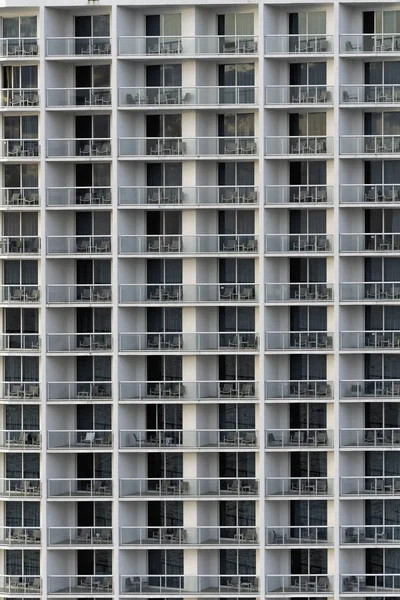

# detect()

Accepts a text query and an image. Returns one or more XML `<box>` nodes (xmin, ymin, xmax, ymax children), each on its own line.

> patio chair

<box><xmin>80</xmin><ymin>431</ymin><xmax>96</xmax><ymax>445</ymax></box>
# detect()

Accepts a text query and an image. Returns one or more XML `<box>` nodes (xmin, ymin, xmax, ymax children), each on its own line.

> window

<box><xmin>5</xmin><ymin>453</ymin><xmax>40</xmax><ymax>479</ymax></box>
<box><xmin>219</xmin><ymin>404</ymin><xmax>255</xmax><ymax>429</ymax></box>
<box><xmin>290</xmin><ymin>404</ymin><xmax>327</xmax><ymax>429</ymax></box>
<box><xmin>290</xmin><ymin>112</ymin><xmax>326</xmax><ymax>137</ymax></box>
<box><xmin>4</xmin><ymin>260</ymin><xmax>38</xmax><ymax>286</ymax></box>
<box><xmin>6</xmin><ymin>501</ymin><xmax>39</xmax><ymax>528</ymax></box>
<box><xmin>366</xmin><ymin>403</ymin><xmax>400</xmax><ymax>428</ymax></box>
<box><xmin>219</xmin><ymin>355</ymin><xmax>254</xmax><ymax>380</ymax></box>
<box><xmin>146</xmin><ymin>14</ymin><xmax>181</xmax><ymax>37</ymax></box>
<box><xmin>219</xmin><ymin>64</ymin><xmax>255</xmax><ymax>103</ymax></box>
<box><xmin>3</xmin><ymin>65</ymin><xmax>37</xmax><ymax>89</ymax></box>
<box><xmin>291</xmin><ymin>549</ymin><xmax>327</xmax><ymax>574</ymax></box>
<box><xmin>289</xmin><ymin>12</ymin><xmax>326</xmax><ymax>35</ymax></box>
<box><xmin>147</xmin><ymin>308</ymin><xmax>182</xmax><ymax>332</ymax></box>
<box><xmin>290</xmin><ymin>258</ymin><xmax>327</xmax><ymax>283</ymax></box>
<box><xmin>291</xmin><ymin>500</ymin><xmax>327</xmax><ymax>526</ymax></box>
<box><xmin>4</xmin><ymin>165</ymin><xmax>38</xmax><ymax>193</ymax></box>
<box><xmin>147</xmin><ymin>211</ymin><xmax>181</xmax><ymax>236</ymax></box>
<box><xmin>219</xmin><ymin>307</ymin><xmax>255</xmax><ymax>332</ymax></box>
<box><xmin>289</xmin><ymin>210</ymin><xmax>326</xmax><ymax>234</ymax></box>
<box><xmin>365</xmin><ymin>112</ymin><xmax>400</xmax><ymax>136</ymax></box>
<box><xmin>219</xmin><ymin>259</ymin><xmax>255</xmax><ymax>284</ymax></box>
<box><xmin>290</xmin><ymin>451</ymin><xmax>327</xmax><ymax>477</ymax></box>
<box><xmin>146</xmin><ymin>356</ymin><xmax>182</xmax><ymax>382</ymax></box>
<box><xmin>5</xmin><ymin>549</ymin><xmax>40</xmax><ymax>575</ymax></box>
<box><xmin>5</xmin><ymin>357</ymin><xmax>38</xmax><ymax>382</ymax></box>
<box><xmin>74</xmin><ymin>14</ymin><xmax>110</xmax><ymax>53</ymax></box>
<box><xmin>219</xmin><ymin>210</ymin><xmax>254</xmax><ymax>234</ymax></box>
<box><xmin>4</xmin><ymin>116</ymin><xmax>38</xmax><ymax>157</ymax></box>
<box><xmin>290</xmin><ymin>63</ymin><xmax>326</xmax><ymax>86</ymax></box>
<box><xmin>290</xmin><ymin>355</ymin><xmax>327</xmax><ymax>380</ymax></box>
<box><xmin>365</xmin><ymin>354</ymin><xmax>400</xmax><ymax>380</ymax></box>
<box><xmin>147</xmin><ymin>259</ymin><xmax>182</xmax><ymax>285</ymax></box>
<box><xmin>148</xmin><ymin>549</ymin><xmax>183</xmax><ymax>588</ymax></box>
<box><xmin>3</xmin><ymin>17</ymin><xmax>37</xmax><ymax>38</ymax></box>
<box><xmin>220</xmin><ymin>549</ymin><xmax>256</xmax><ymax>574</ymax></box>
<box><xmin>4</xmin><ymin>308</ymin><xmax>38</xmax><ymax>350</ymax></box>
<box><xmin>219</xmin><ymin>452</ymin><xmax>255</xmax><ymax>477</ymax></box>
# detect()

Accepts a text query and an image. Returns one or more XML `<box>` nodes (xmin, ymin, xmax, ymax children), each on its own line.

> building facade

<box><xmin>0</xmin><ymin>0</ymin><xmax>395</xmax><ymax>597</ymax></box>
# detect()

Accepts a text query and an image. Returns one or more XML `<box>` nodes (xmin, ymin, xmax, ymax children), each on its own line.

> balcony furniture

<box><xmin>223</xmin><ymin>432</ymin><xmax>238</xmax><ymax>445</ymax></box>
<box><xmin>241</xmin><ymin>432</ymin><xmax>257</xmax><ymax>446</ymax></box>
<box><xmin>26</xmin><ymin>289</ymin><xmax>40</xmax><ymax>302</ymax></box>
<box><xmin>244</xmin><ymin>239</ymin><xmax>257</xmax><ymax>252</ymax></box>
<box><xmin>9</xmin><ymin>384</ymin><xmax>23</xmax><ymax>398</ymax></box>
<box><xmin>79</xmin><ymin>336</ymin><xmax>91</xmax><ymax>350</ymax></box>
<box><xmin>79</xmin><ymin>431</ymin><xmax>96</xmax><ymax>445</ymax></box>
<box><xmin>223</xmin><ymin>239</ymin><xmax>237</xmax><ymax>251</ymax></box>
<box><xmin>225</xmin><ymin>141</ymin><xmax>237</xmax><ymax>154</ymax></box>
<box><xmin>76</xmin><ymin>239</ymin><xmax>90</xmax><ymax>252</ymax></box>
<box><xmin>220</xmin><ymin>286</ymin><xmax>235</xmax><ymax>300</ymax></box>
<box><xmin>240</xmin><ymin>286</ymin><xmax>255</xmax><ymax>300</ymax></box>
<box><xmin>271</xmin><ymin>529</ymin><xmax>286</xmax><ymax>543</ymax></box>
<box><xmin>220</xmin><ymin>383</ymin><xmax>237</xmax><ymax>397</ymax></box>
<box><xmin>267</xmin><ymin>432</ymin><xmax>279</xmax><ymax>446</ymax></box>
<box><xmin>241</xmin><ymin>480</ymin><xmax>258</xmax><ymax>494</ymax></box>
<box><xmin>148</xmin><ymin>239</ymin><xmax>160</xmax><ymax>252</ymax></box>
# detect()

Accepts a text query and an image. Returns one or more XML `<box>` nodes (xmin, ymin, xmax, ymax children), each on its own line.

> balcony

<box><xmin>119</xmin><ymin>332</ymin><xmax>259</xmax><ymax>353</ymax></box>
<box><xmin>120</xmin><ymin>575</ymin><xmax>258</xmax><ymax>595</ymax></box>
<box><xmin>0</xmin><ymin>334</ymin><xmax>40</xmax><ymax>352</ymax></box>
<box><xmin>265</xmin><ymin>331</ymin><xmax>333</xmax><ymax>351</ymax></box>
<box><xmin>265</xmin><ymin>34</ymin><xmax>333</xmax><ymax>54</ymax></box>
<box><xmin>265</xmin><ymin>234</ymin><xmax>333</xmax><ymax>253</ymax></box>
<box><xmin>120</xmin><ymin>477</ymin><xmax>259</xmax><ymax>498</ymax></box>
<box><xmin>265</xmin><ymin>381</ymin><xmax>333</xmax><ymax>402</ymax></box>
<box><xmin>119</xmin><ymin>185</ymin><xmax>258</xmax><ymax>207</ymax></box>
<box><xmin>265</xmin><ymin>283</ymin><xmax>333</xmax><ymax>303</ymax></box>
<box><xmin>119</xmin><ymin>235</ymin><xmax>258</xmax><ymax>255</ymax></box>
<box><xmin>0</xmin><ymin>382</ymin><xmax>40</xmax><ymax>402</ymax></box>
<box><xmin>119</xmin><ymin>429</ymin><xmax>258</xmax><ymax>449</ymax></box>
<box><xmin>47</xmin><ymin>138</ymin><xmax>111</xmax><ymax>159</ymax></box>
<box><xmin>1</xmin><ymin>139</ymin><xmax>39</xmax><ymax>159</ymax></box>
<box><xmin>119</xmin><ymin>380</ymin><xmax>258</xmax><ymax>403</ymax></box>
<box><xmin>48</xmin><ymin>478</ymin><xmax>112</xmax><ymax>498</ymax></box>
<box><xmin>0</xmin><ymin>236</ymin><xmax>40</xmax><ymax>254</ymax></box>
<box><xmin>0</xmin><ymin>526</ymin><xmax>40</xmax><ymax>545</ymax></box>
<box><xmin>48</xmin><ymin>575</ymin><xmax>112</xmax><ymax>595</ymax></box>
<box><xmin>47</xmin><ymin>187</ymin><xmax>111</xmax><ymax>207</ymax></box>
<box><xmin>48</xmin><ymin>430</ymin><xmax>112</xmax><ymax>449</ymax></box>
<box><xmin>266</xmin><ymin>477</ymin><xmax>333</xmax><ymax>497</ymax></box>
<box><xmin>48</xmin><ymin>526</ymin><xmax>112</xmax><ymax>546</ymax></box>
<box><xmin>340</xmin><ymin>33</ymin><xmax>400</xmax><ymax>53</ymax></box>
<box><xmin>48</xmin><ymin>381</ymin><xmax>112</xmax><ymax>402</ymax></box>
<box><xmin>0</xmin><ymin>88</ymin><xmax>39</xmax><ymax>108</ymax></box>
<box><xmin>266</xmin><ymin>429</ymin><xmax>333</xmax><ymax>449</ymax></box>
<box><xmin>340</xmin><ymin>379</ymin><xmax>400</xmax><ymax>400</ymax></box>
<box><xmin>118</xmin><ymin>137</ymin><xmax>257</xmax><ymax>158</ymax></box>
<box><xmin>341</xmin><ymin>282</ymin><xmax>400</xmax><ymax>302</ymax></box>
<box><xmin>120</xmin><ymin>526</ymin><xmax>258</xmax><ymax>546</ymax></box>
<box><xmin>341</xmin><ymin>476</ymin><xmax>400</xmax><ymax>496</ymax></box>
<box><xmin>47</xmin><ymin>235</ymin><xmax>111</xmax><ymax>255</ymax></box>
<box><xmin>119</xmin><ymin>86</ymin><xmax>257</xmax><ymax>107</ymax></box>
<box><xmin>341</xmin><ymin>525</ymin><xmax>400</xmax><ymax>545</ymax></box>
<box><xmin>47</xmin><ymin>285</ymin><xmax>111</xmax><ymax>304</ymax></box>
<box><xmin>0</xmin><ymin>478</ymin><xmax>40</xmax><ymax>497</ymax></box>
<box><xmin>340</xmin><ymin>184</ymin><xmax>400</xmax><ymax>204</ymax></box>
<box><xmin>0</xmin><ymin>285</ymin><xmax>40</xmax><ymax>303</ymax></box>
<box><xmin>340</xmin><ymin>428</ymin><xmax>400</xmax><ymax>448</ymax></box>
<box><xmin>0</xmin><ymin>187</ymin><xmax>39</xmax><ymax>207</ymax></box>
<box><xmin>0</xmin><ymin>576</ymin><xmax>41</xmax><ymax>594</ymax></box>
<box><xmin>340</xmin><ymin>233</ymin><xmax>400</xmax><ymax>253</ymax></box>
<box><xmin>0</xmin><ymin>38</ymin><xmax>38</xmax><ymax>57</ymax></box>
<box><xmin>266</xmin><ymin>526</ymin><xmax>333</xmax><ymax>546</ymax></box>
<box><xmin>266</xmin><ymin>136</ymin><xmax>333</xmax><ymax>157</ymax></box>
<box><xmin>0</xmin><ymin>429</ymin><xmax>41</xmax><ymax>448</ymax></box>
<box><xmin>341</xmin><ymin>330</ymin><xmax>400</xmax><ymax>350</ymax></box>
<box><xmin>265</xmin><ymin>85</ymin><xmax>333</xmax><ymax>105</ymax></box>
<box><xmin>341</xmin><ymin>84</ymin><xmax>400</xmax><ymax>104</ymax></box>
<box><xmin>266</xmin><ymin>575</ymin><xmax>333</xmax><ymax>595</ymax></box>
<box><xmin>46</xmin><ymin>37</ymin><xmax>111</xmax><ymax>56</ymax></box>
<box><xmin>47</xmin><ymin>333</ymin><xmax>112</xmax><ymax>353</ymax></box>
<box><xmin>119</xmin><ymin>284</ymin><xmax>258</xmax><ymax>304</ymax></box>
<box><xmin>341</xmin><ymin>574</ymin><xmax>400</xmax><ymax>594</ymax></box>
<box><xmin>47</xmin><ymin>87</ymin><xmax>111</xmax><ymax>108</ymax></box>
<box><xmin>341</xmin><ymin>135</ymin><xmax>400</xmax><ymax>155</ymax></box>
<box><xmin>265</xmin><ymin>185</ymin><xmax>333</xmax><ymax>205</ymax></box>
<box><xmin>118</xmin><ymin>35</ymin><xmax>258</xmax><ymax>56</ymax></box>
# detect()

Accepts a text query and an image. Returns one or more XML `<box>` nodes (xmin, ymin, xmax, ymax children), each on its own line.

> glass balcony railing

<box><xmin>120</xmin><ymin>429</ymin><xmax>258</xmax><ymax>449</ymax></box>
<box><xmin>0</xmin><ymin>334</ymin><xmax>40</xmax><ymax>351</ymax></box>
<box><xmin>266</xmin><ymin>429</ymin><xmax>333</xmax><ymax>448</ymax></box>
<box><xmin>265</xmin><ymin>35</ymin><xmax>333</xmax><ymax>54</ymax></box>
<box><xmin>341</xmin><ymin>84</ymin><xmax>400</xmax><ymax>103</ymax></box>
<box><xmin>47</xmin><ymin>235</ymin><xmax>111</xmax><ymax>254</ymax></box>
<box><xmin>120</xmin><ymin>525</ymin><xmax>258</xmax><ymax>545</ymax></box>
<box><xmin>119</xmin><ymin>332</ymin><xmax>259</xmax><ymax>352</ymax></box>
<box><xmin>341</xmin><ymin>135</ymin><xmax>400</xmax><ymax>154</ymax></box>
<box><xmin>119</xmin><ymin>284</ymin><xmax>258</xmax><ymax>303</ymax></box>
<box><xmin>265</xmin><ymin>381</ymin><xmax>333</xmax><ymax>401</ymax></box>
<box><xmin>340</xmin><ymin>33</ymin><xmax>400</xmax><ymax>53</ymax></box>
<box><xmin>46</xmin><ymin>37</ymin><xmax>111</xmax><ymax>56</ymax></box>
<box><xmin>0</xmin><ymin>236</ymin><xmax>40</xmax><ymax>254</ymax></box>
<box><xmin>265</xmin><ymin>185</ymin><xmax>333</xmax><ymax>205</ymax></box>
<box><xmin>340</xmin><ymin>428</ymin><xmax>400</xmax><ymax>447</ymax></box>
<box><xmin>0</xmin><ymin>285</ymin><xmax>40</xmax><ymax>303</ymax></box>
<box><xmin>340</xmin><ymin>379</ymin><xmax>400</xmax><ymax>399</ymax></box>
<box><xmin>0</xmin><ymin>430</ymin><xmax>41</xmax><ymax>447</ymax></box>
<box><xmin>48</xmin><ymin>526</ymin><xmax>113</xmax><ymax>545</ymax></box>
<box><xmin>0</xmin><ymin>478</ymin><xmax>41</xmax><ymax>497</ymax></box>
<box><xmin>265</xmin><ymin>85</ymin><xmax>333</xmax><ymax>104</ymax></box>
<box><xmin>341</xmin><ymin>525</ymin><xmax>400</xmax><ymax>544</ymax></box>
<box><xmin>341</xmin><ymin>330</ymin><xmax>400</xmax><ymax>349</ymax></box>
<box><xmin>1</xmin><ymin>139</ymin><xmax>39</xmax><ymax>158</ymax></box>
<box><xmin>265</xmin><ymin>331</ymin><xmax>333</xmax><ymax>351</ymax></box>
<box><xmin>119</xmin><ymin>381</ymin><xmax>258</xmax><ymax>402</ymax></box>
<box><xmin>340</xmin><ymin>281</ymin><xmax>400</xmax><ymax>301</ymax></box>
<box><xmin>119</xmin><ymin>137</ymin><xmax>257</xmax><ymax>157</ymax></box>
<box><xmin>47</xmin><ymin>333</ymin><xmax>112</xmax><ymax>353</ymax></box>
<box><xmin>47</xmin><ymin>87</ymin><xmax>111</xmax><ymax>107</ymax></box>
<box><xmin>265</xmin><ymin>136</ymin><xmax>333</xmax><ymax>155</ymax></box>
<box><xmin>120</xmin><ymin>477</ymin><xmax>259</xmax><ymax>498</ymax></box>
<box><xmin>48</xmin><ymin>381</ymin><xmax>112</xmax><ymax>402</ymax></box>
<box><xmin>0</xmin><ymin>526</ymin><xmax>40</xmax><ymax>544</ymax></box>
<box><xmin>47</xmin><ymin>430</ymin><xmax>112</xmax><ymax>449</ymax></box>
<box><xmin>47</xmin><ymin>186</ymin><xmax>111</xmax><ymax>206</ymax></box>
<box><xmin>0</xmin><ymin>38</ymin><xmax>38</xmax><ymax>57</ymax></box>
<box><xmin>120</xmin><ymin>575</ymin><xmax>258</xmax><ymax>595</ymax></box>
<box><xmin>341</xmin><ymin>476</ymin><xmax>400</xmax><ymax>495</ymax></box>
<box><xmin>0</xmin><ymin>382</ymin><xmax>40</xmax><ymax>402</ymax></box>
<box><xmin>47</xmin><ymin>285</ymin><xmax>111</xmax><ymax>304</ymax></box>
<box><xmin>0</xmin><ymin>576</ymin><xmax>41</xmax><ymax>594</ymax></box>
<box><xmin>341</xmin><ymin>574</ymin><xmax>400</xmax><ymax>593</ymax></box>
<box><xmin>48</xmin><ymin>478</ymin><xmax>113</xmax><ymax>497</ymax></box>
<box><xmin>266</xmin><ymin>526</ymin><xmax>334</xmax><ymax>545</ymax></box>
<box><xmin>340</xmin><ymin>233</ymin><xmax>400</xmax><ymax>252</ymax></box>
<box><xmin>265</xmin><ymin>283</ymin><xmax>333</xmax><ymax>302</ymax></box>
<box><xmin>48</xmin><ymin>575</ymin><xmax>112</xmax><ymax>595</ymax></box>
<box><xmin>265</xmin><ymin>234</ymin><xmax>333</xmax><ymax>253</ymax></box>
<box><xmin>47</xmin><ymin>138</ymin><xmax>111</xmax><ymax>158</ymax></box>
<box><xmin>119</xmin><ymin>185</ymin><xmax>258</xmax><ymax>206</ymax></box>
<box><xmin>119</xmin><ymin>235</ymin><xmax>258</xmax><ymax>254</ymax></box>
<box><xmin>266</xmin><ymin>574</ymin><xmax>333</xmax><ymax>594</ymax></box>
<box><xmin>119</xmin><ymin>86</ymin><xmax>257</xmax><ymax>106</ymax></box>
<box><xmin>266</xmin><ymin>477</ymin><xmax>334</xmax><ymax>497</ymax></box>
<box><xmin>0</xmin><ymin>88</ymin><xmax>39</xmax><ymax>107</ymax></box>
<box><xmin>0</xmin><ymin>187</ymin><xmax>39</xmax><ymax>206</ymax></box>
<box><xmin>340</xmin><ymin>184</ymin><xmax>400</xmax><ymax>204</ymax></box>
<box><xmin>118</xmin><ymin>35</ymin><xmax>258</xmax><ymax>56</ymax></box>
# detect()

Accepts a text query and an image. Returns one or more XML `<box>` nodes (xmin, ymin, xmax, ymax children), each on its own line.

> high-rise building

<box><xmin>0</xmin><ymin>0</ymin><xmax>398</xmax><ymax>597</ymax></box>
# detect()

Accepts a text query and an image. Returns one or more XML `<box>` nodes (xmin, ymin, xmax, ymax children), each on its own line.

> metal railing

<box><xmin>119</xmin><ymin>136</ymin><xmax>257</xmax><ymax>157</ymax></box>
<box><xmin>340</xmin><ymin>428</ymin><xmax>400</xmax><ymax>447</ymax></box>
<box><xmin>266</xmin><ymin>429</ymin><xmax>333</xmax><ymax>448</ymax></box>
<box><xmin>265</xmin><ymin>185</ymin><xmax>333</xmax><ymax>205</ymax></box>
<box><xmin>120</xmin><ymin>574</ymin><xmax>258</xmax><ymax>594</ymax></box>
<box><xmin>118</xmin><ymin>35</ymin><xmax>258</xmax><ymax>55</ymax></box>
<box><xmin>341</xmin><ymin>281</ymin><xmax>400</xmax><ymax>301</ymax></box>
<box><xmin>266</xmin><ymin>526</ymin><xmax>334</xmax><ymax>545</ymax></box>
<box><xmin>46</xmin><ymin>37</ymin><xmax>111</xmax><ymax>56</ymax></box>
<box><xmin>118</xmin><ymin>185</ymin><xmax>258</xmax><ymax>206</ymax></box>
<box><xmin>120</xmin><ymin>477</ymin><xmax>259</xmax><ymax>497</ymax></box>
<box><xmin>0</xmin><ymin>187</ymin><xmax>39</xmax><ymax>206</ymax></box>
<box><xmin>0</xmin><ymin>285</ymin><xmax>40</xmax><ymax>303</ymax></box>
<box><xmin>119</xmin><ymin>284</ymin><xmax>258</xmax><ymax>303</ymax></box>
<box><xmin>48</xmin><ymin>381</ymin><xmax>112</xmax><ymax>402</ymax></box>
<box><xmin>47</xmin><ymin>138</ymin><xmax>111</xmax><ymax>158</ymax></box>
<box><xmin>0</xmin><ymin>526</ymin><xmax>40</xmax><ymax>544</ymax></box>
<box><xmin>340</xmin><ymin>184</ymin><xmax>400</xmax><ymax>204</ymax></box>
<box><xmin>119</xmin><ymin>380</ymin><xmax>258</xmax><ymax>402</ymax></box>
<box><xmin>0</xmin><ymin>430</ymin><xmax>40</xmax><ymax>448</ymax></box>
<box><xmin>0</xmin><ymin>382</ymin><xmax>40</xmax><ymax>402</ymax></box>
<box><xmin>120</xmin><ymin>525</ymin><xmax>258</xmax><ymax>545</ymax></box>
<box><xmin>340</xmin><ymin>33</ymin><xmax>400</xmax><ymax>53</ymax></box>
<box><xmin>47</xmin><ymin>333</ymin><xmax>112</xmax><ymax>353</ymax></box>
<box><xmin>265</xmin><ymin>331</ymin><xmax>333</xmax><ymax>350</ymax></box>
<box><xmin>48</xmin><ymin>430</ymin><xmax>112</xmax><ymax>449</ymax></box>
<box><xmin>119</xmin><ymin>234</ymin><xmax>258</xmax><ymax>254</ymax></box>
<box><xmin>47</xmin><ymin>285</ymin><xmax>111</xmax><ymax>304</ymax></box>
<box><xmin>341</xmin><ymin>135</ymin><xmax>400</xmax><ymax>154</ymax></box>
<box><xmin>0</xmin><ymin>38</ymin><xmax>38</xmax><ymax>56</ymax></box>
<box><xmin>340</xmin><ymin>232</ymin><xmax>400</xmax><ymax>252</ymax></box>
<box><xmin>265</xmin><ymin>35</ymin><xmax>333</xmax><ymax>53</ymax></box>
<box><xmin>341</xmin><ymin>330</ymin><xmax>400</xmax><ymax>349</ymax></box>
<box><xmin>265</xmin><ymin>234</ymin><xmax>333</xmax><ymax>253</ymax></box>
<box><xmin>265</xmin><ymin>380</ymin><xmax>333</xmax><ymax>401</ymax></box>
<box><xmin>265</xmin><ymin>85</ymin><xmax>333</xmax><ymax>104</ymax></box>
<box><xmin>340</xmin><ymin>379</ymin><xmax>400</xmax><ymax>399</ymax></box>
<box><xmin>0</xmin><ymin>89</ymin><xmax>39</xmax><ymax>107</ymax></box>
<box><xmin>47</xmin><ymin>87</ymin><xmax>111</xmax><ymax>107</ymax></box>
<box><xmin>48</xmin><ymin>526</ymin><xmax>112</xmax><ymax>545</ymax></box>
<box><xmin>341</xmin><ymin>574</ymin><xmax>400</xmax><ymax>593</ymax></box>
<box><xmin>48</xmin><ymin>575</ymin><xmax>112</xmax><ymax>594</ymax></box>
<box><xmin>47</xmin><ymin>235</ymin><xmax>111</xmax><ymax>254</ymax></box>
<box><xmin>266</xmin><ymin>477</ymin><xmax>334</xmax><ymax>496</ymax></box>
<box><xmin>48</xmin><ymin>478</ymin><xmax>113</xmax><ymax>497</ymax></box>
<box><xmin>266</xmin><ymin>574</ymin><xmax>333</xmax><ymax>594</ymax></box>
<box><xmin>0</xmin><ymin>236</ymin><xmax>40</xmax><ymax>254</ymax></box>
<box><xmin>341</xmin><ymin>476</ymin><xmax>400</xmax><ymax>495</ymax></box>
<box><xmin>265</xmin><ymin>283</ymin><xmax>333</xmax><ymax>302</ymax></box>
<box><xmin>341</xmin><ymin>525</ymin><xmax>400</xmax><ymax>544</ymax></box>
<box><xmin>0</xmin><ymin>478</ymin><xmax>41</xmax><ymax>496</ymax></box>
<box><xmin>0</xmin><ymin>576</ymin><xmax>41</xmax><ymax>593</ymax></box>
<box><xmin>47</xmin><ymin>186</ymin><xmax>111</xmax><ymax>206</ymax></box>
<box><xmin>341</xmin><ymin>84</ymin><xmax>400</xmax><ymax>103</ymax></box>
<box><xmin>119</xmin><ymin>332</ymin><xmax>259</xmax><ymax>352</ymax></box>
<box><xmin>119</xmin><ymin>86</ymin><xmax>258</xmax><ymax>106</ymax></box>
<box><xmin>266</xmin><ymin>136</ymin><xmax>333</xmax><ymax>155</ymax></box>
<box><xmin>0</xmin><ymin>334</ymin><xmax>40</xmax><ymax>351</ymax></box>
<box><xmin>1</xmin><ymin>139</ymin><xmax>39</xmax><ymax>158</ymax></box>
<box><xmin>120</xmin><ymin>429</ymin><xmax>258</xmax><ymax>449</ymax></box>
